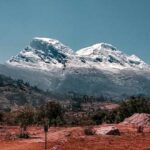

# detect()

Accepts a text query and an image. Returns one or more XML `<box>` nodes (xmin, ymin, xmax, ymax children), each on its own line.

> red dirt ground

<box><xmin>0</xmin><ymin>124</ymin><xmax>150</xmax><ymax>150</ymax></box>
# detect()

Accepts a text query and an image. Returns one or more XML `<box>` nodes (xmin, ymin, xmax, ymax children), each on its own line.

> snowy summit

<box><xmin>7</xmin><ymin>37</ymin><xmax>149</xmax><ymax>71</ymax></box>
<box><xmin>1</xmin><ymin>37</ymin><xmax>149</xmax><ymax>99</ymax></box>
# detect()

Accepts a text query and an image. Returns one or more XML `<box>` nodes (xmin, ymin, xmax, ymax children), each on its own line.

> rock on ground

<box><xmin>94</xmin><ymin>126</ymin><xmax>120</xmax><ymax>135</ymax></box>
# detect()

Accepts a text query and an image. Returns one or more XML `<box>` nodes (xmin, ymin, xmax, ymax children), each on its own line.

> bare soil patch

<box><xmin>0</xmin><ymin>125</ymin><xmax>150</xmax><ymax>150</ymax></box>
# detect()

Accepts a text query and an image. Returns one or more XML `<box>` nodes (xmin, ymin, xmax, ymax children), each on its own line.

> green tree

<box><xmin>15</xmin><ymin>105</ymin><xmax>35</xmax><ymax>137</ymax></box>
<box><xmin>92</xmin><ymin>109</ymin><xmax>107</xmax><ymax>125</ymax></box>
<box><xmin>36</xmin><ymin>101</ymin><xmax>63</xmax><ymax>126</ymax></box>
<box><xmin>115</xmin><ymin>96</ymin><xmax>150</xmax><ymax>122</ymax></box>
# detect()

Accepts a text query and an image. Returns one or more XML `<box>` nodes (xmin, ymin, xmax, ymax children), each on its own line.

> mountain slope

<box><xmin>0</xmin><ymin>74</ymin><xmax>52</xmax><ymax>111</ymax></box>
<box><xmin>0</xmin><ymin>37</ymin><xmax>150</xmax><ymax>99</ymax></box>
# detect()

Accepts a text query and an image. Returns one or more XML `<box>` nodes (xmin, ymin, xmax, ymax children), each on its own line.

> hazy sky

<box><xmin>0</xmin><ymin>0</ymin><xmax>150</xmax><ymax>63</ymax></box>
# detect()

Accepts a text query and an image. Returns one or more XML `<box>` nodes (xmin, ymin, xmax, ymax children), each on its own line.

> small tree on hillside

<box><xmin>36</xmin><ymin>101</ymin><xmax>63</xmax><ymax>126</ymax></box>
<box><xmin>15</xmin><ymin>105</ymin><xmax>34</xmax><ymax>138</ymax></box>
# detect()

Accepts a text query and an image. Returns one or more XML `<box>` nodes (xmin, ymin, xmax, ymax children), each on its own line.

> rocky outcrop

<box><xmin>94</xmin><ymin>126</ymin><xmax>120</xmax><ymax>136</ymax></box>
<box><xmin>121</xmin><ymin>113</ymin><xmax>150</xmax><ymax>127</ymax></box>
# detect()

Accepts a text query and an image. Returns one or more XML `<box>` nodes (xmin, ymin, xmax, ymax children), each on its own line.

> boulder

<box><xmin>94</xmin><ymin>126</ymin><xmax>120</xmax><ymax>136</ymax></box>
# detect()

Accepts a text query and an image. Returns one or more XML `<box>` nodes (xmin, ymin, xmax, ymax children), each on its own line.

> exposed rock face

<box><xmin>94</xmin><ymin>126</ymin><xmax>120</xmax><ymax>135</ymax></box>
<box><xmin>121</xmin><ymin>113</ymin><xmax>150</xmax><ymax>127</ymax></box>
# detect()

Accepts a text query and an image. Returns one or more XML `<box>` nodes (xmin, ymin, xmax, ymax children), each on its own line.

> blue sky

<box><xmin>0</xmin><ymin>0</ymin><xmax>150</xmax><ymax>63</ymax></box>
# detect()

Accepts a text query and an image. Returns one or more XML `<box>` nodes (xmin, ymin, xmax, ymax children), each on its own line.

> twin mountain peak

<box><xmin>7</xmin><ymin>37</ymin><xmax>149</xmax><ymax>71</ymax></box>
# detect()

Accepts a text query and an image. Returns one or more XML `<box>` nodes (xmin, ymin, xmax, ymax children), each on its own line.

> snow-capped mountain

<box><xmin>7</xmin><ymin>37</ymin><xmax>75</xmax><ymax>70</ymax></box>
<box><xmin>1</xmin><ymin>37</ymin><xmax>150</xmax><ymax>99</ymax></box>
<box><xmin>7</xmin><ymin>38</ymin><xmax>149</xmax><ymax>71</ymax></box>
<box><xmin>76</xmin><ymin>43</ymin><xmax>148</xmax><ymax>70</ymax></box>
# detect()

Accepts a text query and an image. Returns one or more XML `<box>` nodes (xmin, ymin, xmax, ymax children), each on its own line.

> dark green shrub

<box><xmin>17</xmin><ymin>132</ymin><xmax>30</xmax><ymax>139</ymax></box>
<box><xmin>84</xmin><ymin>127</ymin><xmax>94</xmax><ymax>135</ymax></box>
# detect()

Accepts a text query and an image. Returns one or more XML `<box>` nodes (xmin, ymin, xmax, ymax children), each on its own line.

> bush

<box><xmin>4</xmin><ymin>132</ymin><xmax>14</xmax><ymax>140</ymax></box>
<box><xmin>84</xmin><ymin>127</ymin><xmax>94</xmax><ymax>135</ymax></box>
<box><xmin>17</xmin><ymin>132</ymin><xmax>30</xmax><ymax>139</ymax></box>
<box><xmin>92</xmin><ymin>110</ymin><xmax>108</xmax><ymax>125</ymax></box>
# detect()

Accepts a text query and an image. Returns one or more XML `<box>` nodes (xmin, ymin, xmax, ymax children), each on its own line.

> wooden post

<box><xmin>44</xmin><ymin>119</ymin><xmax>49</xmax><ymax>150</ymax></box>
<box><xmin>45</xmin><ymin>129</ymin><xmax>47</xmax><ymax>150</ymax></box>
